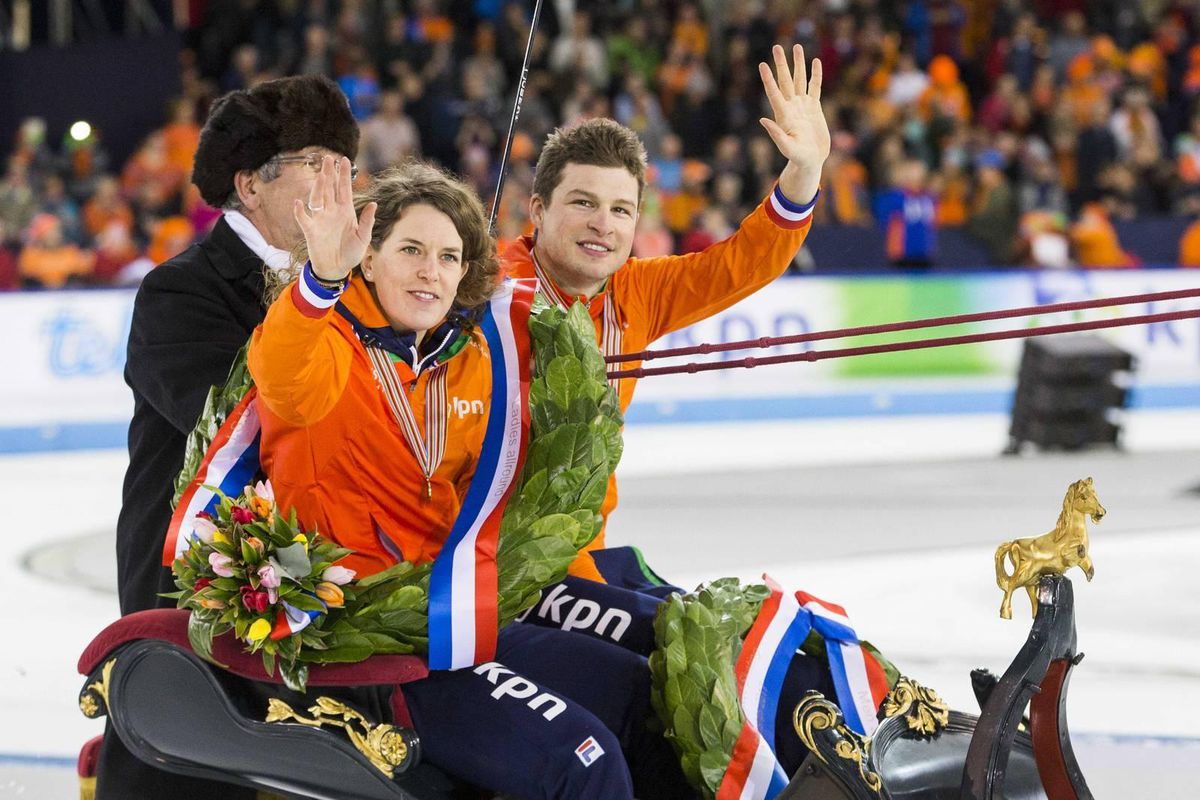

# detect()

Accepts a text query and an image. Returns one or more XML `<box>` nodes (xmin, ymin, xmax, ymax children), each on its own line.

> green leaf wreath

<box><xmin>649</xmin><ymin>580</ymin><xmax>901</xmax><ymax>797</ymax></box>
<box><xmin>169</xmin><ymin>300</ymin><xmax>622</xmax><ymax>691</ymax></box>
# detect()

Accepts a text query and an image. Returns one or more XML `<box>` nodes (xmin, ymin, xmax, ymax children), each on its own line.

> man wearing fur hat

<box><xmin>100</xmin><ymin>74</ymin><xmax>358</xmax><ymax>799</ymax></box>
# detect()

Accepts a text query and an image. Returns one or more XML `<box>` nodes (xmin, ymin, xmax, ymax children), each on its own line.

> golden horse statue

<box><xmin>994</xmin><ymin>477</ymin><xmax>1104</xmax><ymax>619</ymax></box>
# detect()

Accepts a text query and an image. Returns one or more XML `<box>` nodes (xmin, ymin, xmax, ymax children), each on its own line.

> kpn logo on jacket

<box><xmin>448</xmin><ymin>396</ymin><xmax>485</xmax><ymax>419</ymax></box>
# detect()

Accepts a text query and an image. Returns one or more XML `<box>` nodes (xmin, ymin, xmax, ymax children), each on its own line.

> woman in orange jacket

<box><xmin>247</xmin><ymin>158</ymin><xmax>685</xmax><ymax>799</ymax></box>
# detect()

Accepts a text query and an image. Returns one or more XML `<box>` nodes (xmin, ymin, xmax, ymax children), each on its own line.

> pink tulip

<box><xmin>257</xmin><ymin>563</ymin><xmax>281</xmax><ymax>589</ymax></box>
<box><xmin>208</xmin><ymin>552</ymin><xmax>235</xmax><ymax>578</ymax></box>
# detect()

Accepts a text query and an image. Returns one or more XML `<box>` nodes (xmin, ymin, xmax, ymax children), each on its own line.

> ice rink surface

<box><xmin>3</xmin><ymin>408</ymin><xmax>1199</xmax><ymax>797</ymax></box>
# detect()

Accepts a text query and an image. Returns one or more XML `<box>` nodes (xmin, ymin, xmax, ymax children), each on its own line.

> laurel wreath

<box><xmin>650</xmin><ymin>580</ymin><xmax>900</xmax><ymax>796</ymax></box>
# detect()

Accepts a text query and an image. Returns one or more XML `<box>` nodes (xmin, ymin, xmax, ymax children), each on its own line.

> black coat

<box><xmin>116</xmin><ymin>217</ymin><xmax>268</xmax><ymax>615</ymax></box>
<box><xmin>103</xmin><ymin>217</ymin><xmax>268</xmax><ymax>799</ymax></box>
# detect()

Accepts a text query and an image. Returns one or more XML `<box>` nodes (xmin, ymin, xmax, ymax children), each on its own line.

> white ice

<box><xmin>2</xmin><ymin>408</ymin><xmax>1199</xmax><ymax>796</ymax></box>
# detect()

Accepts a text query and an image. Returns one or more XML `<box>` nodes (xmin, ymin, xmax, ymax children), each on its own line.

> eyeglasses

<box><xmin>269</xmin><ymin>153</ymin><xmax>359</xmax><ymax>180</ymax></box>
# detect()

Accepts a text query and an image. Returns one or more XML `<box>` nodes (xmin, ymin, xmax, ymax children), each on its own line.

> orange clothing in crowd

<box><xmin>671</xmin><ymin>19</ymin><xmax>708</xmax><ymax>57</ymax></box>
<box><xmin>148</xmin><ymin>216</ymin><xmax>196</xmax><ymax>264</ymax></box>
<box><xmin>502</xmin><ymin>187</ymin><xmax>814</xmax><ymax>578</ymax></box>
<box><xmin>661</xmin><ymin>190</ymin><xmax>708</xmax><ymax>233</ymax></box>
<box><xmin>1061</xmin><ymin>54</ymin><xmax>1103</xmax><ymax>127</ymax></box>
<box><xmin>18</xmin><ymin>244</ymin><xmax>94</xmax><ymax>287</ymax></box>
<box><xmin>162</xmin><ymin>121</ymin><xmax>201</xmax><ymax>174</ymax></box>
<box><xmin>83</xmin><ymin>199</ymin><xmax>135</xmax><ymax>239</ymax></box>
<box><xmin>1178</xmin><ymin>219</ymin><xmax>1200</xmax><ymax>266</ymax></box>
<box><xmin>1062</xmin><ymin>83</ymin><xmax>1105</xmax><ymax>129</ymax></box>
<box><xmin>1070</xmin><ymin>204</ymin><xmax>1137</xmax><ymax>268</ymax></box>
<box><xmin>121</xmin><ymin>153</ymin><xmax>186</xmax><ymax>208</ymax></box>
<box><xmin>918</xmin><ymin>56</ymin><xmax>971</xmax><ymax>123</ymax></box>
<box><xmin>935</xmin><ymin>172</ymin><xmax>970</xmax><ymax>227</ymax></box>
<box><xmin>1128</xmin><ymin>42</ymin><xmax>1167</xmax><ymax>101</ymax></box>
<box><xmin>827</xmin><ymin>159</ymin><xmax>872</xmax><ymax>224</ymax></box>
<box><xmin>250</xmin><ymin>277</ymin><xmax>503</xmax><ymax>578</ymax></box>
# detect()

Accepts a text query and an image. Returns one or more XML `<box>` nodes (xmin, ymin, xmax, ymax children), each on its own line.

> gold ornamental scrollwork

<box><xmin>265</xmin><ymin>696</ymin><xmax>411</xmax><ymax>778</ymax></box>
<box><xmin>881</xmin><ymin>676</ymin><xmax>950</xmax><ymax>736</ymax></box>
<box><xmin>793</xmin><ymin>694</ymin><xmax>882</xmax><ymax>795</ymax></box>
<box><xmin>79</xmin><ymin>659</ymin><xmax>115</xmax><ymax>718</ymax></box>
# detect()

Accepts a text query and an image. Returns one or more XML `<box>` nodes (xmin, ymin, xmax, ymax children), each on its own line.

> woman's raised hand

<box><xmin>293</xmin><ymin>156</ymin><xmax>377</xmax><ymax>282</ymax></box>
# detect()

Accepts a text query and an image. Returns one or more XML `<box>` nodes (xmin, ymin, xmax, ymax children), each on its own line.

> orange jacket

<box><xmin>1180</xmin><ymin>219</ymin><xmax>1200</xmax><ymax>267</ymax></box>
<box><xmin>248</xmin><ymin>277</ymin><xmax>495</xmax><ymax>578</ymax></box>
<box><xmin>1070</xmin><ymin>204</ymin><xmax>1136</xmax><ymax>268</ymax></box>
<box><xmin>17</xmin><ymin>244</ymin><xmax>94</xmax><ymax>288</ymax></box>
<box><xmin>502</xmin><ymin>187</ymin><xmax>814</xmax><ymax>578</ymax></box>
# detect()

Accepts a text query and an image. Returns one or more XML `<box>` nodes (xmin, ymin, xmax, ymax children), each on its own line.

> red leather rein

<box><xmin>605</xmin><ymin>287</ymin><xmax>1200</xmax><ymax>380</ymax></box>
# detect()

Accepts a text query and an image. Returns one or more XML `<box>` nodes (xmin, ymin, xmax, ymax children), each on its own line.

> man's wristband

<box><xmin>765</xmin><ymin>184</ymin><xmax>818</xmax><ymax>228</ymax></box>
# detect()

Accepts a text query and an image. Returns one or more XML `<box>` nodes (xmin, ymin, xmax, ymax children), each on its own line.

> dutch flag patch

<box><xmin>575</xmin><ymin>736</ymin><xmax>605</xmax><ymax>767</ymax></box>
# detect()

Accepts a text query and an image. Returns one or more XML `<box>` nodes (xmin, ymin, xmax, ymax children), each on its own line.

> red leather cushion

<box><xmin>77</xmin><ymin>734</ymin><xmax>103</xmax><ymax>778</ymax></box>
<box><xmin>78</xmin><ymin>609</ymin><xmax>428</xmax><ymax>687</ymax></box>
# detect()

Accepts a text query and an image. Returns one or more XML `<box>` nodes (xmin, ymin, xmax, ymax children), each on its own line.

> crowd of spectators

<box><xmin>6</xmin><ymin>0</ymin><xmax>1200</xmax><ymax>290</ymax></box>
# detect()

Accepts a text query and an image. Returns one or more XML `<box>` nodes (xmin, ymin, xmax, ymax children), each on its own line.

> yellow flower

<box><xmin>248</xmin><ymin>495</ymin><xmax>272</xmax><ymax>520</ymax></box>
<box><xmin>315</xmin><ymin>582</ymin><xmax>344</xmax><ymax>608</ymax></box>
<box><xmin>212</xmin><ymin>531</ymin><xmax>230</xmax><ymax>545</ymax></box>
<box><xmin>247</xmin><ymin>618</ymin><xmax>272</xmax><ymax>643</ymax></box>
<box><xmin>292</xmin><ymin>533</ymin><xmax>308</xmax><ymax>549</ymax></box>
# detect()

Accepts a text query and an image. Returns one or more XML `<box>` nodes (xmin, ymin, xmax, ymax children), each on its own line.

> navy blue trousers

<box><xmin>401</xmin><ymin>622</ymin><xmax>695</xmax><ymax>800</ymax></box>
<box><xmin>520</xmin><ymin>549</ymin><xmax>841</xmax><ymax>778</ymax></box>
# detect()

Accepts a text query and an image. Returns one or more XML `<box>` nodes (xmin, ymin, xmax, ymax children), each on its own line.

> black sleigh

<box><xmin>78</xmin><ymin>574</ymin><xmax>1091</xmax><ymax>800</ymax></box>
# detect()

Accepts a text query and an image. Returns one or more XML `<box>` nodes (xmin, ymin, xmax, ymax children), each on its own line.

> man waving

<box><xmin>503</xmin><ymin>45</ymin><xmax>830</xmax><ymax>581</ymax></box>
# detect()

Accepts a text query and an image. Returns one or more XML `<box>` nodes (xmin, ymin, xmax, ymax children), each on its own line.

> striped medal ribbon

<box><xmin>531</xmin><ymin>255</ymin><xmax>623</xmax><ymax>390</ymax></box>
<box><xmin>365</xmin><ymin>346</ymin><xmax>448</xmax><ymax>499</ymax></box>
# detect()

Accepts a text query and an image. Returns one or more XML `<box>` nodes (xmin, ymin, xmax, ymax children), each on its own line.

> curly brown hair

<box><xmin>268</xmin><ymin>162</ymin><xmax>499</xmax><ymax>311</ymax></box>
<box><xmin>357</xmin><ymin>162</ymin><xmax>499</xmax><ymax>311</ymax></box>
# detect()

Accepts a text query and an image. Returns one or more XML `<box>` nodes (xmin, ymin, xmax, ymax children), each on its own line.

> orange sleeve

<box><xmin>248</xmin><ymin>278</ymin><xmax>354</xmax><ymax>428</ymax></box>
<box><xmin>616</xmin><ymin>186</ymin><xmax>815</xmax><ymax>342</ymax></box>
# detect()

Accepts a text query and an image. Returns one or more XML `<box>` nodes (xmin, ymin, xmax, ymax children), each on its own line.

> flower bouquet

<box><xmin>166</xmin><ymin>480</ymin><xmax>358</xmax><ymax>688</ymax></box>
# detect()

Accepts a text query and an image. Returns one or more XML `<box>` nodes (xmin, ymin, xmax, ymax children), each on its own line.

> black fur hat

<box><xmin>192</xmin><ymin>75</ymin><xmax>360</xmax><ymax>207</ymax></box>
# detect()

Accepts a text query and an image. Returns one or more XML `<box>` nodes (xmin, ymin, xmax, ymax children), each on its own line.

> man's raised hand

<box><xmin>293</xmin><ymin>156</ymin><xmax>376</xmax><ymax>282</ymax></box>
<box><xmin>758</xmin><ymin>44</ymin><xmax>830</xmax><ymax>204</ymax></box>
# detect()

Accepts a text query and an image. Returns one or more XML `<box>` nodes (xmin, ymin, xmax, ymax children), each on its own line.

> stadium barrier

<box><xmin>1</xmin><ymin>269</ymin><xmax>1198</xmax><ymax>452</ymax></box>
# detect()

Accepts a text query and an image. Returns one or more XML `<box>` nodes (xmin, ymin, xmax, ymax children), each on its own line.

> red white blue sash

<box><xmin>720</xmin><ymin>575</ymin><xmax>811</xmax><ymax>800</ymax></box>
<box><xmin>162</xmin><ymin>388</ymin><xmax>262</xmax><ymax>564</ymax></box>
<box><xmin>718</xmin><ymin>578</ymin><xmax>890</xmax><ymax>797</ymax></box>
<box><xmin>717</xmin><ymin>724</ymin><xmax>788</xmax><ymax>800</ymax></box>
<box><xmin>795</xmin><ymin>591</ymin><xmax>890</xmax><ymax>736</ymax></box>
<box><xmin>427</xmin><ymin>280</ymin><xmax>534</xmax><ymax>670</ymax></box>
